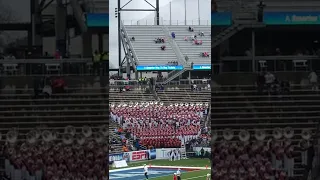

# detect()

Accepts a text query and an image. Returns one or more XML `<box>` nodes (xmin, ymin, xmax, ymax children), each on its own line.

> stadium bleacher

<box><xmin>167</xmin><ymin>26</ymin><xmax>211</xmax><ymax>64</ymax></box>
<box><xmin>123</xmin><ymin>25</ymin><xmax>211</xmax><ymax>68</ymax></box>
<box><xmin>211</xmin><ymin>84</ymin><xmax>318</xmax><ymax>179</ymax></box>
<box><xmin>0</xmin><ymin>72</ymin><xmax>108</xmax><ymax>180</ymax></box>
<box><xmin>109</xmin><ymin>78</ymin><xmax>211</xmax><ymax>154</ymax></box>
<box><xmin>123</xmin><ymin>26</ymin><xmax>179</xmax><ymax>65</ymax></box>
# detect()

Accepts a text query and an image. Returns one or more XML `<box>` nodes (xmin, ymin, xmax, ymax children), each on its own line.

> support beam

<box><xmin>117</xmin><ymin>0</ymin><xmax>160</xmax><ymax>75</ymax></box>
<box><xmin>40</xmin><ymin>0</ymin><xmax>54</xmax><ymax>13</ymax></box>
<box><xmin>55</xmin><ymin>0</ymin><xmax>67</xmax><ymax>56</ymax></box>
<box><xmin>70</xmin><ymin>0</ymin><xmax>87</xmax><ymax>33</ymax></box>
<box><xmin>82</xmin><ymin>32</ymin><xmax>92</xmax><ymax>57</ymax></box>
<box><xmin>30</xmin><ymin>0</ymin><xmax>43</xmax><ymax>47</ymax></box>
<box><xmin>120</xmin><ymin>9</ymin><xmax>156</xmax><ymax>11</ymax></box>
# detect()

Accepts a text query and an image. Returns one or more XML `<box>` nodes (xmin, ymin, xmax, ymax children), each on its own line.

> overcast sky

<box><xmin>109</xmin><ymin>0</ymin><xmax>210</xmax><ymax>68</ymax></box>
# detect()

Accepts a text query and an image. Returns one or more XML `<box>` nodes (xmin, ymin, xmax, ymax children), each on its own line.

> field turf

<box><xmin>109</xmin><ymin>158</ymin><xmax>211</xmax><ymax>180</ymax></box>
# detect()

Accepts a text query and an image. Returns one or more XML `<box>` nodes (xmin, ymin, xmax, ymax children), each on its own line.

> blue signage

<box><xmin>263</xmin><ymin>12</ymin><xmax>320</xmax><ymax>25</ymax></box>
<box><xmin>193</xmin><ymin>64</ymin><xmax>211</xmax><ymax>70</ymax></box>
<box><xmin>109</xmin><ymin>153</ymin><xmax>124</xmax><ymax>164</ymax></box>
<box><xmin>136</xmin><ymin>65</ymin><xmax>184</xmax><ymax>71</ymax></box>
<box><xmin>86</xmin><ymin>13</ymin><xmax>109</xmax><ymax>27</ymax></box>
<box><xmin>211</xmin><ymin>12</ymin><xmax>232</xmax><ymax>26</ymax></box>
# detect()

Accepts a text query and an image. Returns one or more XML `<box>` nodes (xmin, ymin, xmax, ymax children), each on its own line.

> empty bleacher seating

<box><xmin>124</xmin><ymin>26</ymin><xmax>178</xmax><ymax>65</ymax></box>
<box><xmin>168</xmin><ymin>26</ymin><xmax>211</xmax><ymax>64</ymax></box>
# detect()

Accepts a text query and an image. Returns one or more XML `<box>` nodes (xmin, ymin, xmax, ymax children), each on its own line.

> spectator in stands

<box><xmin>161</xmin><ymin>45</ymin><xmax>166</xmax><ymax>51</ymax></box>
<box><xmin>304</xmin><ymin>142</ymin><xmax>315</xmax><ymax>178</ymax></box>
<box><xmin>199</xmin><ymin>31</ymin><xmax>204</xmax><ymax>37</ymax></box>
<box><xmin>188</xmin><ymin>26</ymin><xmax>194</xmax><ymax>32</ymax></box>
<box><xmin>51</xmin><ymin>76</ymin><xmax>66</xmax><ymax>94</ymax></box>
<box><xmin>92</xmin><ymin>50</ymin><xmax>101</xmax><ymax>75</ymax></box>
<box><xmin>308</xmin><ymin>70</ymin><xmax>318</xmax><ymax>91</ymax></box>
<box><xmin>101</xmin><ymin>51</ymin><xmax>109</xmax><ymax>75</ymax></box>
<box><xmin>264</xmin><ymin>72</ymin><xmax>275</xmax><ymax>92</ymax></box>
<box><xmin>185</xmin><ymin>55</ymin><xmax>189</xmax><ymax>62</ymax></box>
<box><xmin>155</xmin><ymin>38</ymin><xmax>165</xmax><ymax>43</ymax></box>
<box><xmin>257</xmin><ymin>72</ymin><xmax>265</xmax><ymax>94</ymax></box>
<box><xmin>33</xmin><ymin>77</ymin><xmax>45</xmax><ymax>98</ymax></box>
<box><xmin>201</xmin><ymin>52</ymin><xmax>209</xmax><ymax>57</ymax></box>
<box><xmin>171</xmin><ymin>32</ymin><xmax>175</xmax><ymax>39</ymax></box>
<box><xmin>168</xmin><ymin>61</ymin><xmax>178</xmax><ymax>66</ymax></box>
<box><xmin>54</xmin><ymin>49</ymin><xmax>61</xmax><ymax>59</ymax></box>
<box><xmin>131</xmin><ymin>37</ymin><xmax>135</xmax><ymax>41</ymax></box>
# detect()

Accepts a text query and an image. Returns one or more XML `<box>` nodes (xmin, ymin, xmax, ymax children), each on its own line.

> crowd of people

<box><xmin>3</xmin><ymin>135</ymin><xmax>108</xmax><ymax>180</ymax></box>
<box><xmin>110</xmin><ymin>102</ymin><xmax>208</xmax><ymax>149</ymax></box>
<box><xmin>211</xmin><ymin>136</ymin><xmax>304</xmax><ymax>180</ymax></box>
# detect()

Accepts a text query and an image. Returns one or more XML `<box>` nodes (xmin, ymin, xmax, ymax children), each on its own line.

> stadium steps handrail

<box><xmin>120</xmin><ymin>21</ymin><xmax>140</xmax><ymax>68</ymax></box>
<box><xmin>161</xmin><ymin>26</ymin><xmax>186</xmax><ymax>65</ymax></box>
<box><xmin>160</xmin><ymin>67</ymin><xmax>192</xmax><ymax>84</ymax></box>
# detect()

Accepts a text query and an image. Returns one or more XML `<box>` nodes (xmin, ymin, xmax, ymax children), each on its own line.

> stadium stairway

<box><xmin>212</xmin><ymin>23</ymin><xmax>265</xmax><ymax>48</ymax></box>
<box><xmin>0</xmin><ymin>86</ymin><xmax>108</xmax><ymax>137</ymax></box>
<box><xmin>109</xmin><ymin>121</ymin><xmax>125</xmax><ymax>153</ymax></box>
<box><xmin>211</xmin><ymin>85</ymin><xmax>320</xmax><ymax>177</ymax></box>
<box><xmin>157</xmin><ymin>88</ymin><xmax>210</xmax><ymax>103</ymax></box>
<box><xmin>123</xmin><ymin>25</ymin><xmax>180</xmax><ymax>65</ymax></box>
<box><xmin>167</xmin><ymin>26</ymin><xmax>211</xmax><ymax>64</ymax></box>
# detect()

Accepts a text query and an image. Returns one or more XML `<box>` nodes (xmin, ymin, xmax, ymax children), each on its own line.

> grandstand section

<box><xmin>212</xmin><ymin>0</ymin><xmax>320</xmax><ymax>179</ymax></box>
<box><xmin>110</xmin><ymin>1</ymin><xmax>211</xmax><ymax>179</ymax></box>
<box><xmin>123</xmin><ymin>26</ymin><xmax>180</xmax><ymax>65</ymax></box>
<box><xmin>211</xmin><ymin>84</ymin><xmax>319</xmax><ymax>178</ymax></box>
<box><xmin>121</xmin><ymin>24</ymin><xmax>211</xmax><ymax>83</ymax></box>
<box><xmin>109</xmin><ymin>79</ymin><xmax>211</xmax><ymax>179</ymax></box>
<box><xmin>167</xmin><ymin>26</ymin><xmax>211</xmax><ymax>64</ymax></box>
<box><xmin>0</xmin><ymin>75</ymin><xmax>108</xmax><ymax>180</ymax></box>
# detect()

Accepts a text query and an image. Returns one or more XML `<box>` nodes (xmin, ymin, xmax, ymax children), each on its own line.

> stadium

<box><xmin>212</xmin><ymin>0</ymin><xmax>320</xmax><ymax>179</ymax></box>
<box><xmin>109</xmin><ymin>0</ymin><xmax>211</xmax><ymax>180</ymax></box>
<box><xmin>0</xmin><ymin>0</ymin><xmax>108</xmax><ymax>179</ymax></box>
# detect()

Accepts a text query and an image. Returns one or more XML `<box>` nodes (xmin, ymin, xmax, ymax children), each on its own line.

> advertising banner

<box><xmin>127</xmin><ymin>149</ymin><xmax>157</xmax><ymax>162</ymax></box>
<box><xmin>193</xmin><ymin>147</ymin><xmax>211</xmax><ymax>155</ymax></box>
<box><xmin>86</xmin><ymin>13</ymin><xmax>109</xmax><ymax>27</ymax></box>
<box><xmin>263</xmin><ymin>12</ymin><xmax>320</xmax><ymax>25</ymax></box>
<box><xmin>136</xmin><ymin>65</ymin><xmax>184</xmax><ymax>71</ymax></box>
<box><xmin>192</xmin><ymin>64</ymin><xmax>211</xmax><ymax>70</ymax></box>
<box><xmin>212</xmin><ymin>12</ymin><xmax>232</xmax><ymax>26</ymax></box>
<box><xmin>109</xmin><ymin>153</ymin><xmax>124</xmax><ymax>164</ymax></box>
<box><xmin>155</xmin><ymin>148</ymin><xmax>184</xmax><ymax>160</ymax></box>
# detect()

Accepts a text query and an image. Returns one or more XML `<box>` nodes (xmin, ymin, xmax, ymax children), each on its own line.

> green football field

<box><xmin>110</xmin><ymin>158</ymin><xmax>211</xmax><ymax>180</ymax></box>
<box><xmin>151</xmin><ymin>168</ymin><xmax>210</xmax><ymax>180</ymax></box>
<box><xmin>110</xmin><ymin>158</ymin><xmax>211</xmax><ymax>169</ymax></box>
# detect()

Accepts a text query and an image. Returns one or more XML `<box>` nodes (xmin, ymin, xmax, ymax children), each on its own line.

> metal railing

<box><xmin>120</xmin><ymin>21</ymin><xmax>140</xmax><ymax>66</ymax></box>
<box><xmin>161</xmin><ymin>26</ymin><xmax>186</xmax><ymax>65</ymax></box>
<box><xmin>122</xmin><ymin>19</ymin><xmax>211</xmax><ymax>26</ymax></box>
<box><xmin>0</xmin><ymin>58</ymin><xmax>108</xmax><ymax>76</ymax></box>
<box><xmin>110</xmin><ymin>79</ymin><xmax>211</xmax><ymax>86</ymax></box>
<box><xmin>218</xmin><ymin>55</ymin><xmax>319</xmax><ymax>72</ymax></box>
